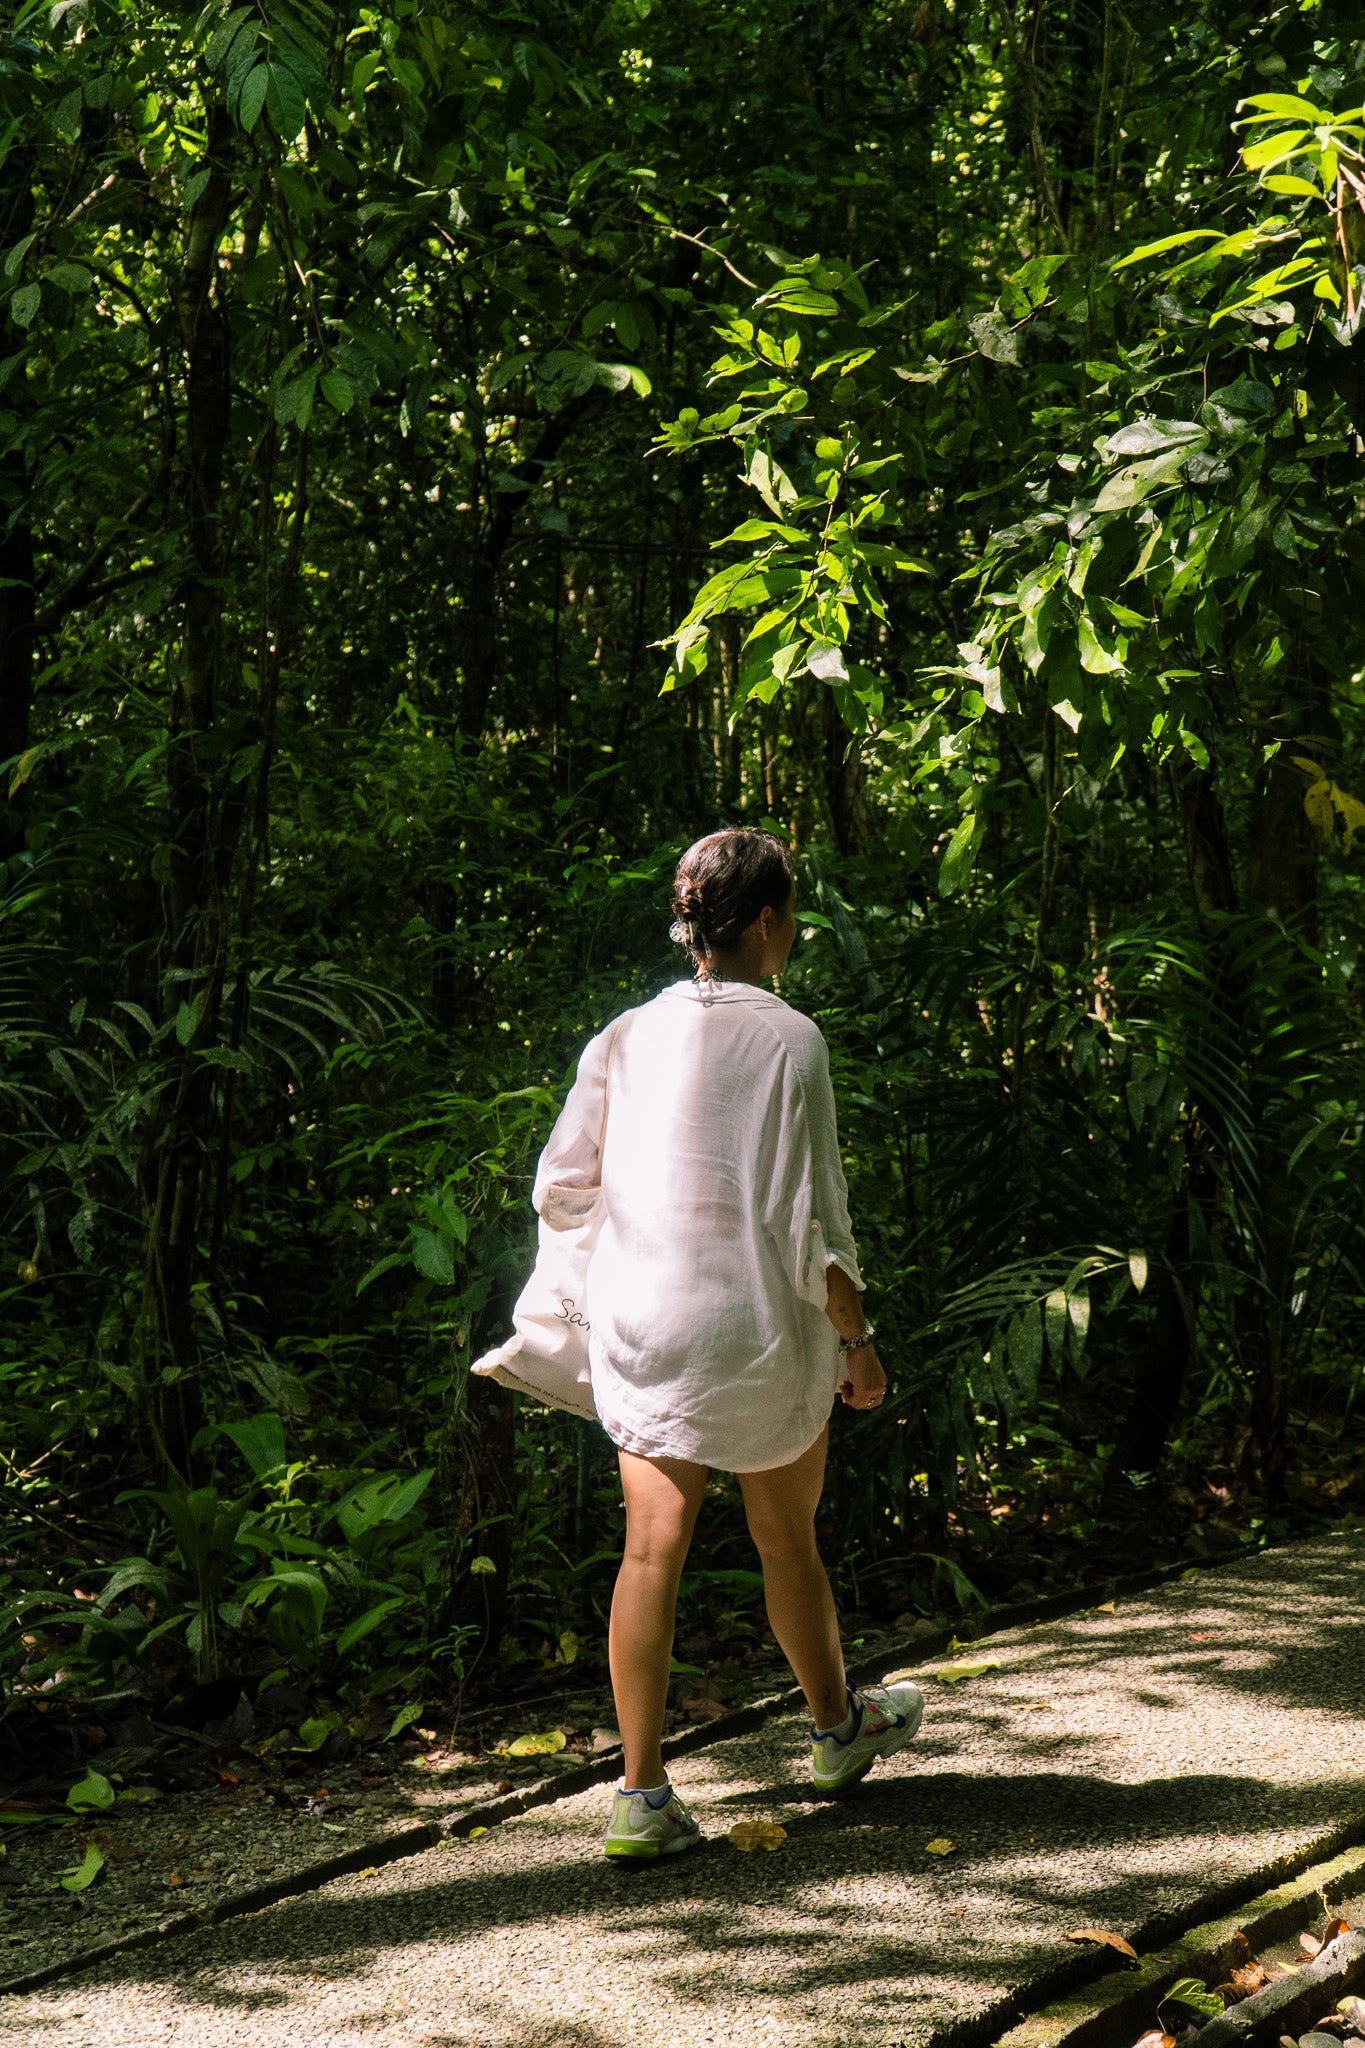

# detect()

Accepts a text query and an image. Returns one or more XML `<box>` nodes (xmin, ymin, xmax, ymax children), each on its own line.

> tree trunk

<box><xmin>0</xmin><ymin>111</ymin><xmax>34</xmax><ymax>862</ymax></box>
<box><xmin>139</xmin><ymin>99</ymin><xmax>236</xmax><ymax>1484</ymax></box>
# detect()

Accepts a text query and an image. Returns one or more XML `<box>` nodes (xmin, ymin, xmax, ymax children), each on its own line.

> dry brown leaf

<box><xmin>728</xmin><ymin>1820</ymin><xmax>787</xmax><ymax>1853</ymax></box>
<box><xmin>1324</xmin><ymin>1914</ymin><xmax>1352</xmax><ymax>1941</ymax></box>
<box><xmin>1299</xmin><ymin>1931</ymin><xmax>1323</xmax><ymax>1958</ymax></box>
<box><xmin>681</xmin><ymin>1694</ymin><xmax>729</xmax><ymax>1724</ymax></box>
<box><xmin>924</xmin><ymin>1838</ymin><xmax>956</xmax><ymax>1856</ymax></box>
<box><xmin>1214</xmin><ymin>1961</ymin><xmax>1270</xmax><ymax>2005</ymax></box>
<box><xmin>1064</xmin><ymin>1927</ymin><xmax>1139</xmax><ymax>1961</ymax></box>
<box><xmin>1132</xmin><ymin>2033</ymin><xmax>1176</xmax><ymax>2048</ymax></box>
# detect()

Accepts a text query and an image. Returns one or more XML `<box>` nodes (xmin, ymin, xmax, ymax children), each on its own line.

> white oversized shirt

<box><xmin>532</xmin><ymin>980</ymin><xmax>863</xmax><ymax>1471</ymax></box>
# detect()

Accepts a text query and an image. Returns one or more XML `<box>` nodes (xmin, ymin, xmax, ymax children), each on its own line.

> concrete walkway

<box><xmin>6</xmin><ymin>1529</ymin><xmax>1365</xmax><ymax>2048</ymax></box>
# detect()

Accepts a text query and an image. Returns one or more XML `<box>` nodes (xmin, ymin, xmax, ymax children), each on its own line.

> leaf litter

<box><xmin>1119</xmin><ymin>1900</ymin><xmax>1365</xmax><ymax>2048</ymax></box>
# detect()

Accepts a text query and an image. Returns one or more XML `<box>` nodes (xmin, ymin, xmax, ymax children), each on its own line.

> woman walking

<box><xmin>531</xmin><ymin>828</ymin><xmax>923</xmax><ymax>1859</ymax></box>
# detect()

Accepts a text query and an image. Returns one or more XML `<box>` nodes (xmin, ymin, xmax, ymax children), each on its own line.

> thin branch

<box><xmin>668</xmin><ymin>228</ymin><xmax>758</xmax><ymax>291</ymax></box>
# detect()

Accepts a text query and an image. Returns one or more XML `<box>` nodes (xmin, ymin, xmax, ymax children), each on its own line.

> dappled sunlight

<box><xmin>7</xmin><ymin>1534</ymin><xmax>1365</xmax><ymax>2047</ymax></box>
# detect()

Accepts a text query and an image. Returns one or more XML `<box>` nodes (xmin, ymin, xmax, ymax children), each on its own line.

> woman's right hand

<box><xmin>838</xmin><ymin>1341</ymin><xmax>887</xmax><ymax>1411</ymax></box>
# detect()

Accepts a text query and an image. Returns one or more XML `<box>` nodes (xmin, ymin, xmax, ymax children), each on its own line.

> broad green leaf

<box><xmin>265</xmin><ymin>61</ymin><xmax>307</xmax><ymax>141</ymax></box>
<box><xmin>238</xmin><ymin>63</ymin><xmax>268</xmax><ymax>133</ymax></box>
<box><xmin>410</xmin><ymin>1228</ymin><xmax>454</xmax><ymax>1284</ymax></box>
<box><xmin>219</xmin><ymin>1412</ymin><xmax>286</xmax><ymax>1480</ymax></box>
<box><xmin>56</xmin><ymin>1842</ymin><xmax>105</xmax><ymax>1892</ymax></box>
<box><xmin>1160</xmin><ymin>1978</ymin><xmax>1224</xmax><ymax>2023</ymax></box>
<box><xmin>66</xmin><ymin>1769</ymin><xmax>115</xmax><ymax>1812</ymax></box>
<box><xmin>295</xmin><ymin>1715</ymin><xmax>339</xmax><ymax>1750</ymax></box>
<box><xmin>1112</xmin><ymin>229</ymin><xmax>1224</xmax><ymax>270</ymax></box>
<box><xmin>1237</xmin><ymin>92</ymin><xmax>1333</xmax><ymax>122</ymax></box>
<box><xmin>938</xmin><ymin>811</ymin><xmax>980</xmax><ymax>897</ymax></box>
<box><xmin>504</xmin><ymin>1728</ymin><xmax>567</xmax><ymax>1756</ymax></box>
<box><xmin>1078</xmin><ymin>616</ymin><xmax>1124</xmax><ymax>675</ymax></box>
<box><xmin>935</xmin><ymin>1659</ymin><xmax>1001</xmax><ymax>1684</ymax></box>
<box><xmin>385</xmin><ymin>1702</ymin><xmax>423</xmax><ymax>1742</ymax></box>
<box><xmin>1240</xmin><ymin>129</ymin><xmax>1309</xmax><ymax>172</ymax></box>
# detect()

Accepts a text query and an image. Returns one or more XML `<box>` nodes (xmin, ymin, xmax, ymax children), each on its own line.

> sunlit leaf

<box><xmin>55</xmin><ymin>1842</ymin><xmax>105</xmax><ymax>1892</ymax></box>
<box><xmin>1065</xmin><ymin>1927</ymin><xmax>1139</xmax><ymax>1960</ymax></box>
<box><xmin>503</xmin><ymin>1729</ymin><xmax>567</xmax><ymax>1757</ymax></box>
<box><xmin>729</xmin><ymin>1820</ymin><xmax>787</xmax><ymax>1852</ymax></box>
<box><xmin>935</xmin><ymin>1659</ymin><xmax>1001</xmax><ymax>1684</ymax></box>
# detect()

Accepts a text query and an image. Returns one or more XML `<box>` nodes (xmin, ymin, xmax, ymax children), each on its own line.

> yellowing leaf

<box><xmin>925</xmin><ymin>1837</ymin><xmax>956</xmax><ymax>1856</ymax></box>
<box><xmin>467</xmin><ymin>1826</ymin><xmax>489</xmax><ymax>1839</ymax></box>
<box><xmin>503</xmin><ymin>1729</ymin><xmax>567</xmax><ymax>1757</ymax></box>
<box><xmin>1094</xmin><ymin>1601</ymin><xmax>1117</xmax><ymax>1614</ymax></box>
<box><xmin>728</xmin><ymin>1820</ymin><xmax>787</xmax><ymax>1853</ymax></box>
<box><xmin>1064</xmin><ymin>1926</ymin><xmax>1139</xmax><ymax>1961</ymax></box>
<box><xmin>935</xmin><ymin>1659</ymin><xmax>1002</xmax><ymax>1684</ymax></box>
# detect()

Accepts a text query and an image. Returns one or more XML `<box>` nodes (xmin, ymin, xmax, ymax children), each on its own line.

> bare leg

<box><xmin>737</xmin><ymin>1427</ymin><xmax>847</xmax><ymax>1730</ymax></box>
<box><xmin>609</xmin><ymin>1449</ymin><xmax>709</xmax><ymax>1790</ymax></box>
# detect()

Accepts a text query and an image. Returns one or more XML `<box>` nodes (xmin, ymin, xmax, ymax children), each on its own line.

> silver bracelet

<box><xmin>837</xmin><ymin>1320</ymin><xmax>876</xmax><ymax>1355</ymax></box>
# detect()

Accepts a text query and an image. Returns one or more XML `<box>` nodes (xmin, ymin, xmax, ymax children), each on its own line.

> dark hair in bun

<box><xmin>669</xmin><ymin>828</ymin><xmax>795</xmax><ymax>977</ymax></box>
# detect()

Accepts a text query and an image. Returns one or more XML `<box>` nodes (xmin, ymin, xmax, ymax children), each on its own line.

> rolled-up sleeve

<box><xmin>532</xmin><ymin>1026</ymin><xmax>612</xmax><ymax>1218</ymax></box>
<box><xmin>803</xmin><ymin>1029</ymin><xmax>864</xmax><ymax>1294</ymax></box>
<box><xmin>759</xmin><ymin>1024</ymin><xmax>864</xmax><ymax>1310</ymax></box>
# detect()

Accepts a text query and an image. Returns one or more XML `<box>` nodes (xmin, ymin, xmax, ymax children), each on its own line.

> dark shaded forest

<box><xmin>2</xmin><ymin>0</ymin><xmax>1364</xmax><ymax>1753</ymax></box>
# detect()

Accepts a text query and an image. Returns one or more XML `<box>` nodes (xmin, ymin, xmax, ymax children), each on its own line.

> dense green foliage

<box><xmin>2</xmin><ymin>0</ymin><xmax>1364</xmax><ymax>1722</ymax></box>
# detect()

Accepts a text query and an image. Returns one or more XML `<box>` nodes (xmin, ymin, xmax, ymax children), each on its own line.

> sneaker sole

<box><xmin>603</xmin><ymin>1832</ymin><xmax>701</xmax><ymax>1861</ymax></box>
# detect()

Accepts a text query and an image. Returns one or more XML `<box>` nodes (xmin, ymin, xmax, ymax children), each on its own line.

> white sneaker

<box><xmin>811</xmin><ymin>1682</ymin><xmax>925</xmax><ymax>1794</ymax></box>
<box><xmin>602</xmin><ymin>1782</ymin><xmax>702</xmax><ymax>1860</ymax></box>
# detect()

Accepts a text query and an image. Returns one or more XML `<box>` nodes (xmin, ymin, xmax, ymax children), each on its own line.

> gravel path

<box><xmin>6</xmin><ymin>1530</ymin><xmax>1365</xmax><ymax>2048</ymax></box>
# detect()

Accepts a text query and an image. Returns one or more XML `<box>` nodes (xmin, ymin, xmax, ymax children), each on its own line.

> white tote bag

<box><xmin>469</xmin><ymin>1020</ymin><xmax>621</xmax><ymax>1422</ymax></box>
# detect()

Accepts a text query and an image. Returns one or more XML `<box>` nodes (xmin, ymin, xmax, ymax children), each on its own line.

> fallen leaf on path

<box><xmin>924</xmin><ymin>1838</ymin><xmax>956</xmax><ymax>1856</ymax></box>
<box><xmin>503</xmin><ymin>1729</ymin><xmax>567</xmax><ymax>1757</ymax></box>
<box><xmin>1338</xmin><ymin>1996</ymin><xmax>1365</xmax><ymax>2027</ymax></box>
<box><xmin>1017</xmin><ymin>1702</ymin><xmax>1054</xmax><ymax>1712</ymax></box>
<box><xmin>1299</xmin><ymin>1931</ymin><xmax>1323</xmax><ymax>1958</ymax></box>
<box><xmin>357</xmin><ymin>1867</ymin><xmax>379</xmax><ymax>1879</ymax></box>
<box><xmin>1093</xmin><ymin>1601</ymin><xmax>1116</xmax><ymax>1614</ymax></box>
<box><xmin>728</xmin><ymin>1821</ymin><xmax>786</xmax><ymax>1853</ymax></box>
<box><xmin>681</xmin><ymin>1694</ymin><xmax>729</xmax><ymax>1724</ymax></box>
<box><xmin>1064</xmin><ymin>1927</ymin><xmax>1138</xmax><ymax>1961</ymax></box>
<box><xmin>167</xmin><ymin>1871</ymin><xmax>185</xmax><ymax>1888</ymax></box>
<box><xmin>467</xmin><ymin>1826</ymin><xmax>489</xmax><ymax>1839</ymax></box>
<box><xmin>935</xmin><ymin>1660</ymin><xmax>1002</xmax><ymax>1685</ymax></box>
<box><xmin>55</xmin><ymin>1841</ymin><xmax>105</xmax><ymax>1892</ymax></box>
<box><xmin>1323</xmin><ymin>1914</ymin><xmax>1352</xmax><ymax>1940</ymax></box>
<box><xmin>1132</xmin><ymin>2033</ymin><xmax>1175</xmax><ymax>2048</ymax></box>
<box><xmin>1215</xmin><ymin>1960</ymin><xmax>1271</xmax><ymax>2003</ymax></box>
